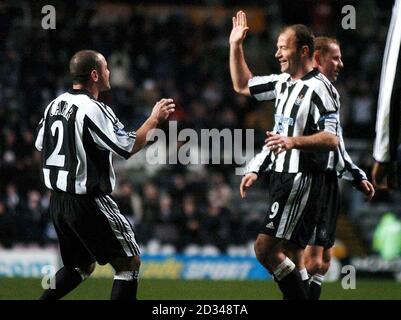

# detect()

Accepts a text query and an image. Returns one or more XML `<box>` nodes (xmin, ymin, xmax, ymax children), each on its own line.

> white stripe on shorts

<box><xmin>94</xmin><ymin>196</ymin><xmax>140</xmax><ymax>257</ymax></box>
<box><xmin>105</xmin><ymin>195</ymin><xmax>140</xmax><ymax>255</ymax></box>
<box><xmin>276</xmin><ymin>173</ymin><xmax>304</xmax><ymax>238</ymax></box>
<box><xmin>284</xmin><ymin>174</ymin><xmax>312</xmax><ymax>240</ymax></box>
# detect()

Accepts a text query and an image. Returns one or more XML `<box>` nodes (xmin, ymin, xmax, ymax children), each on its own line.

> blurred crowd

<box><xmin>0</xmin><ymin>0</ymin><xmax>395</xmax><ymax>252</ymax></box>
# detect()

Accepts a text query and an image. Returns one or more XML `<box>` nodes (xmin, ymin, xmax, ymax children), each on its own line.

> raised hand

<box><xmin>151</xmin><ymin>98</ymin><xmax>175</xmax><ymax>124</ymax></box>
<box><xmin>229</xmin><ymin>11</ymin><xmax>250</xmax><ymax>45</ymax></box>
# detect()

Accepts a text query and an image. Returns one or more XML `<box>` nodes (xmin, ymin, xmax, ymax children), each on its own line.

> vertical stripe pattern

<box><xmin>35</xmin><ymin>89</ymin><xmax>136</xmax><ymax>195</ymax></box>
<box><xmin>246</xmin><ymin>69</ymin><xmax>340</xmax><ymax>174</ymax></box>
<box><xmin>95</xmin><ymin>196</ymin><xmax>140</xmax><ymax>257</ymax></box>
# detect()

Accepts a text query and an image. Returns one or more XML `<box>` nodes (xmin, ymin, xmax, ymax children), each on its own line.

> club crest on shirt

<box><xmin>294</xmin><ymin>93</ymin><xmax>304</xmax><ymax>107</ymax></box>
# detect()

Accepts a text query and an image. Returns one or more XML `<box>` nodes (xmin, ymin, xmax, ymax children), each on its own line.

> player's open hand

<box><xmin>240</xmin><ymin>172</ymin><xmax>258</xmax><ymax>198</ymax></box>
<box><xmin>151</xmin><ymin>98</ymin><xmax>175</xmax><ymax>124</ymax></box>
<box><xmin>371</xmin><ymin>161</ymin><xmax>397</xmax><ymax>190</ymax></box>
<box><xmin>359</xmin><ymin>180</ymin><xmax>375</xmax><ymax>201</ymax></box>
<box><xmin>265</xmin><ymin>131</ymin><xmax>294</xmax><ymax>155</ymax></box>
<box><xmin>229</xmin><ymin>11</ymin><xmax>250</xmax><ymax>45</ymax></box>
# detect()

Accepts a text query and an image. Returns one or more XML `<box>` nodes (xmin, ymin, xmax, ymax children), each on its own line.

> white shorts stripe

<box><xmin>284</xmin><ymin>175</ymin><xmax>313</xmax><ymax>239</ymax></box>
<box><xmin>100</xmin><ymin>196</ymin><xmax>139</xmax><ymax>256</ymax></box>
<box><xmin>94</xmin><ymin>197</ymin><xmax>135</xmax><ymax>257</ymax></box>
<box><xmin>105</xmin><ymin>195</ymin><xmax>140</xmax><ymax>256</ymax></box>
<box><xmin>276</xmin><ymin>173</ymin><xmax>304</xmax><ymax>238</ymax></box>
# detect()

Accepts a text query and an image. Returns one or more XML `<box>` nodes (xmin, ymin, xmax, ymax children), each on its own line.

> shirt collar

<box><xmin>301</xmin><ymin>68</ymin><xmax>319</xmax><ymax>80</ymax></box>
<box><xmin>68</xmin><ymin>88</ymin><xmax>96</xmax><ymax>100</ymax></box>
<box><xmin>286</xmin><ymin>68</ymin><xmax>319</xmax><ymax>85</ymax></box>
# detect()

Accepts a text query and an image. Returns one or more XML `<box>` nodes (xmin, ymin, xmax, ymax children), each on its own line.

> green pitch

<box><xmin>0</xmin><ymin>278</ymin><xmax>400</xmax><ymax>300</ymax></box>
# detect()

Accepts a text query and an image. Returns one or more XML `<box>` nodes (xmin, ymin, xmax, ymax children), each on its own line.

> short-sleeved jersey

<box><xmin>35</xmin><ymin>89</ymin><xmax>136</xmax><ymax>195</ymax></box>
<box><xmin>247</xmin><ymin>68</ymin><xmax>340</xmax><ymax>173</ymax></box>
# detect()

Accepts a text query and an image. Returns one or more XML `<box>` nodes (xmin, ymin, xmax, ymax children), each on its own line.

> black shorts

<box><xmin>259</xmin><ymin>171</ymin><xmax>326</xmax><ymax>249</ymax></box>
<box><xmin>50</xmin><ymin>191</ymin><xmax>140</xmax><ymax>267</ymax></box>
<box><xmin>308</xmin><ymin>171</ymin><xmax>340</xmax><ymax>248</ymax></box>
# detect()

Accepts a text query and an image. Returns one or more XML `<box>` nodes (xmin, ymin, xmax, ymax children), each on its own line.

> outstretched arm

<box><xmin>265</xmin><ymin>131</ymin><xmax>339</xmax><ymax>154</ymax></box>
<box><xmin>131</xmin><ymin>99</ymin><xmax>175</xmax><ymax>154</ymax></box>
<box><xmin>229</xmin><ymin>11</ymin><xmax>252</xmax><ymax>96</ymax></box>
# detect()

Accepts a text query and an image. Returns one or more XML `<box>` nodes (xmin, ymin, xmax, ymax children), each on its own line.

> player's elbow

<box><xmin>233</xmin><ymin>84</ymin><xmax>251</xmax><ymax>96</ymax></box>
<box><xmin>233</xmin><ymin>83</ymin><xmax>243</xmax><ymax>94</ymax></box>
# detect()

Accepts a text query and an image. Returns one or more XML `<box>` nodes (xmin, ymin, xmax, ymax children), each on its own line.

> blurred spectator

<box><xmin>139</xmin><ymin>181</ymin><xmax>160</xmax><ymax>242</ymax></box>
<box><xmin>201</xmin><ymin>204</ymin><xmax>231</xmax><ymax>252</ymax></box>
<box><xmin>178</xmin><ymin>195</ymin><xmax>202</xmax><ymax>250</ymax></box>
<box><xmin>154</xmin><ymin>193</ymin><xmax>181</xmax><ymax>247</ymax></box>
<box><xmin>0</xmin><ymin>201</ymin><xmax>16</xmax><ymax>248</ymax></box>
<box><xmin>113</xmin><ymin>180</ymin><xmax>143</xmax><ymax>225</ymax></box>
<box><xmin>207</xmin><ymin>173</ymin><xmax>232</xmax><ymax>209</ymax></box>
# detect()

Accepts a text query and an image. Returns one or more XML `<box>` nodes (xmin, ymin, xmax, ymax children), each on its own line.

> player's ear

<box><xmin>90</xmin><ymin>69</ymin><xmax>99</xmax><ymax>83</ymax></box>
<box><xmin>301</xmin><ymin>45</ymin><xmax>310</xmax><ymax>59</ymax></box>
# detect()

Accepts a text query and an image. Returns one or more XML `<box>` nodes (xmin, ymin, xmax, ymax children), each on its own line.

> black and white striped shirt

<box><xmin>35</xmin><ymin>89</ymin><xmax>136</xmax><ymax>195</ymax></box>
<box><xmin>374</xmin><ymin>0</ymin><xmax>401</xmax><ymax>163</ymax></box>
<box><xmin>330</xmin><ymin>129</ymin><xmax>367</xmax><ymax>184</ymax></box>
<box><xmin>247</xmin><ymin>68</ymin><xmax>340</xmax><ymax>173</ymax></box>
<box><xmin>245</xmin><ymin>131</ymin><xmax>367</xmax><ymax>185</ymax></box>
<box><xmin>246</xmin><ymin>82</ymin><xmax>367</xmax><ymax>184</ymax></box>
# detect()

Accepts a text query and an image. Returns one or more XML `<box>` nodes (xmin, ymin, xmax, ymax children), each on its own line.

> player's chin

<box><xmin>102</xmin><ymin>83</ymin><xmax>111</xmax><ymax>91</ymax></box>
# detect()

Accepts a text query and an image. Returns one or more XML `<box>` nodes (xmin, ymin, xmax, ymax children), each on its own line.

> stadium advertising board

<box><xmin>0</xmin><ymin>249</ymin><xmax>59</xmax><ymax>278</ymax></box>
<box><xmin>0</xmin><ymin>249</ymin><xmax>271</xmax><ymax>280</ymax></box>
<box><xmin>94</xmin><ymin>255</ymin><xmax>272</xmax><ymax>280</ymax></box>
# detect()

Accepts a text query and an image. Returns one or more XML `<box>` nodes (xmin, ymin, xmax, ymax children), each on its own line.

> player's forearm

<box><xmin>131</xmin><ymin>117</ymin><xmax>159</xmax><ymax>155</ymax></box>
<box><xmin>292</xmin><ymin>131</ymin><xmax>339</xmax><ymax>152</ymax></box>
<box><xmin>230</xmin><ymin>43</ymin><xmax>252</xmax><ymax>95</ymax></box>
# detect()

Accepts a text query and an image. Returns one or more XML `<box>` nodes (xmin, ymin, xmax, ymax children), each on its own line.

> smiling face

<box><xmin>275</xmin><ymin>29</ymin><xmax>301</xmax><ymax>76</ymax></box>
<box><xmin>314</xmin><ymin>42</ymin><xmax>344</xmax><ymax>82</ymax></box>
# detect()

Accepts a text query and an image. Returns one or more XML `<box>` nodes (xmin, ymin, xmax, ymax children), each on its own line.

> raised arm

<box><xmin>229</xmin><ymin>11</ymin><xmax>252</xmax><ymax>96</ymax></box>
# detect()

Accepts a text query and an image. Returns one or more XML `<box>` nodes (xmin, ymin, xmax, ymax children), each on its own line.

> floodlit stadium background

<box><xmin>0</xmin><ymin>0</ymin><xmax>400</xmax><ymax>299</ymax></box>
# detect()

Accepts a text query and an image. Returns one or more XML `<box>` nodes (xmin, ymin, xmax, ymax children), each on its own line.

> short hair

<box><xmin>280</xmin><ymin>24</ymin><xmax>315</xmax><ymax>58</ymax></box>
<box><xmin>314</xmin><ymin>36</ymin><xmax>340</xmax><ymax>56</ymax></box>
<box><xmin>69</xmin><ymin>50</ymin><xmax>102</xmax><ymax>85</ymax></box>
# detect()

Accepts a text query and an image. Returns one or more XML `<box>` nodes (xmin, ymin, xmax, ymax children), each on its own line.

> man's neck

<box><xmin>290</xmin><ymin>62</ymin><xmax>314</xmax><ymax>81</ymax></box>
<box><xmin>72</xmin><ymin>84</ymin><xmax>99</xmax><ymax>100</ymax></box>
